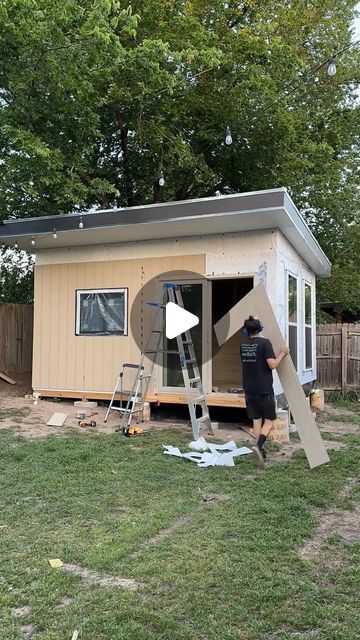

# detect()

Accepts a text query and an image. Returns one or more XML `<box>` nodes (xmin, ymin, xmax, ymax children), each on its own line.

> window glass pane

<box><xmin>305</xmin><ymin>284</ymin><xmax>312</xmax><ymax>325</ymax></box>
<box><xmin>305</xmin><ymin>326</ymin><xmax>312</xmax><ymax>369</ymax></box>
<box><xmin>289</xmin><ymin>325</ymin><xmax>297</xmax><ymax>369</ymax></box>
<box><xmin>288</xmin><ymin>275</ymin><xmax>297</xmax><ymax>323</ymax></box>
<box><xmin>77</xmin><ymin>291</ymin><xmax>126</xmax><ymax>336</ymax></box>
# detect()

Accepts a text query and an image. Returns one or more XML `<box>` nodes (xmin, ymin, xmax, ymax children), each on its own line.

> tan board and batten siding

<box><xmin>32</xmin><ymin>254</ymin><xmax>205</xmax><ymax>397</ymax></box>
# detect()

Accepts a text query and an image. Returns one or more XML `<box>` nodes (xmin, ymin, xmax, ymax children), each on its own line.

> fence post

<box><xmin>341</xmin><ymin>324</ymin><xmax>348</xmax><ymax>391</ymax></box>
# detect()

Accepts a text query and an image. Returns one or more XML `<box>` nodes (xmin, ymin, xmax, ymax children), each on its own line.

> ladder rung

<box><xmin>110</xmin><ymin>407</ymin><xmax>132</xmax><ymax>413</ymax></box>
<box><xmin>197</xmin><ymin>415</ymin><xmax>211</xmax><ymax>424</ymax></box>
<box><xmin>182</xmin><ymin>340</ymin><xmax>193</xmax><ymax>345</ymax></box>
<box><xmin>112</xmin><ymin>390</ymin><xmax>136</xmax><ymax>396</ymax></box>
<box><xmin>145</xmin><ymin>349</ymin><xmax>179</xmax><ymax>354</ymax></box>
<box><xmin>185</xmin><ymin>358</ymin><xmax>196</xmax><ymax>364</ymax></box>
<box><xmin>193</xmin><ymin>395</ymin><xmax>205</xmax><ymax>403</ymax></box>
<box><xmin>189</xmin><ymin>377</ymin><xmax>201</xmax><ymax>383</ymax></box>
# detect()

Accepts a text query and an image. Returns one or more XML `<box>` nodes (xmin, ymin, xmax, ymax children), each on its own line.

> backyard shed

<box><xmin>0</xmin><ymin>188</ymin><xmax>331</xmax><ymax>407</ymax></box>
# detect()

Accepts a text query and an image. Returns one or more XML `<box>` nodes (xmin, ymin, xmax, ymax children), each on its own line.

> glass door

<box><xmin>162</xmin><ymin>282</ymin><xmax>203</xmax><ymax>388</ymax></box>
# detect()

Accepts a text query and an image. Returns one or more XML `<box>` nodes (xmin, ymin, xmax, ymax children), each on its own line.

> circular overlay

<box><xmin>130</xmin><ymin>269</ymin><xmax>230</xmax><ymax>374</ymax></box>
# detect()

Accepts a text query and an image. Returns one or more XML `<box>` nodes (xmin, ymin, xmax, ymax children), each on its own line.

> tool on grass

<box><xmin>78</xmin><ymin>420</ymin><xmax>96</xmax><ymax>428</ymax></box>
<box><xmin>120</xmin><ymin>426</ymin><xmax>151</xmax><ymax>437</ymax></box>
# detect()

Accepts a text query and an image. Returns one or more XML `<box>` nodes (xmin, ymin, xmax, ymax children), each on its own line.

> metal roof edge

<box><xmin>1</xmin><ymin>187</ymin><xmax>287</xmax><ymax>225</ymax></box>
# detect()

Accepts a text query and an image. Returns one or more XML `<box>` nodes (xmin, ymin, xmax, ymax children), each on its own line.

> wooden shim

<box><xmin>214</xmin><ymin>284</ymin><xmax>329</xmax><ymax>469</ymax></box>
<box><xmin>46</xmin><ymin>412</ymin><xmax>68</xmax><ymax>427</ymax></box>
<box><xmin>0</xmin><ymin>371</ymin><xmax>16</xmax><ymax>385</ymax></box>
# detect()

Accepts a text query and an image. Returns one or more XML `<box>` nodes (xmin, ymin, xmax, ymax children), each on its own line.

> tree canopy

<box><xmin>0</xmin><ymin>0</ymin><xmax>359</xmax><ymax>310</ymax></box>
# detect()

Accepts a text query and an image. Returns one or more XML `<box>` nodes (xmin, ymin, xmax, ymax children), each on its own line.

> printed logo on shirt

<box><xmin>240</xmin><ymin>342</ymin><xmax>258</xmax><ymax>363</ymax></box>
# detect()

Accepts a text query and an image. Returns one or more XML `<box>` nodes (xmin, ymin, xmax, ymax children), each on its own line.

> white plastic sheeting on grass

<box><xmin>163</xmin><ymin>438</ymin><xmax>252</xmax><ymax>468</ymax></box>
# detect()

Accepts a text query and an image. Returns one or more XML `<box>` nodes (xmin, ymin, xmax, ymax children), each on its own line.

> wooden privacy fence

<box><xmin>0</xmin><ymin>304</ymin><xmax>33</xmax><ymax>374</ymax></box>
<box><xmin>316</xmin><ymin>323</ymin><xmax>360</xmax><ymax>390</ymax></box>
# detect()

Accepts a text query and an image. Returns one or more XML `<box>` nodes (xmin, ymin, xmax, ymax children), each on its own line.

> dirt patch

<box><xmin>299</xmin><ymin>479</ymin><xmax>360</xmax><ymax>559</ymax></box>
<box><xmin>20</xmin><ymin>624</ymin><xmax>37</xmax><ymax>638</ymax></box>
<box><xmin>270</xmin><ymin>438</ymin><xmax>348</xmax><ymax>463</ymax></box>
<box><xmin>127</xmin><ymin>495</ymin><xmax>231</xmax><ymax>562</ymax></box>
<box><xmin>319</xmin><ymin>421</ymin><xmax>359</xmax><ymax>436</ymax></box>
<box><xmin>128</xmin><ymin>515</ymin><xmax>191</xmax><ymax>561</ymax></box>
<box><xmin>201</xmin><ymin>493</ymin><xmax>231</xmax><ymax>503</ymax></box>
<box><xmin>61</xmin><ymin>563</ymin><xmax>143</xmax><ymax>591</ymax></box>
<box><xmin>299</xmin><ymin>504</ymin><xmax>360</xmax><ymax>559</ymax></box>
<box><xmin>11</xmin><ymin>606</ymin><xmax>31</xmax><ymax>618</ymax></box>
<box><xmin>0</xmin><ymin>372</ymin><xmax>32</xmax><ymax>399</ymax></box>
<box><xmin>55</xmin><ymin>596</ymin><xmax>73</xmax><ymax>609</ymax></box>
<box><xmin>323</xmin><ymin>404</ymin><xmax>359</xmax><ymax>416</ymax></box>
<box><xmin>0</xmin><ymin>396</ymin><xmax>125</xmax><ymax>439</ymax></box>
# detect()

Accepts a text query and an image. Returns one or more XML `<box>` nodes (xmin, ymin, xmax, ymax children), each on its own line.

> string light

<box><xmin>14</xmin><ymin>241</ymin><xmax>18</xmax><ymax>249</ymax></box>
<box><xmin>225</xmin><ymin>127</ymin><xmax>233</xmax><ymax>145</ymax></box>
<box><xmin>52</xmin><ymin>229</ymin><xmax>57</xmax><ymax>239</ymax></box>
<box><xmin>159</xmin><ymin>171</ymin><xmax>165</xmax><ymax>187</ymax></box>
<box><xmin>78</xmin><ymin>216</ymin><xmax>84</xmax><ymax>229</ymax></box>
<box><xmin>327</xmin><ymin>55</ymin><xmax>337</xmax><ymax>76</ymax></box>
<box><xmin>31</xmin><ymin>236</ymin><xmax>35</xmax><ymax>246</ymax></box>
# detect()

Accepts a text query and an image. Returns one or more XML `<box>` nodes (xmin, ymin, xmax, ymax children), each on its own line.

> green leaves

<box><xmin>0</xmin><ymin>0</ymin><xmax>359</xmax><ymax>309</ymax></box>
<box><xmin>0</xmin><ymin>247</ymin><xmax>34</xmax><ymax>304</ymax></box>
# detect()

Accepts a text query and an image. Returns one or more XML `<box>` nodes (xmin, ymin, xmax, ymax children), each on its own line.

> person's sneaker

<box><xmin>251</xmin><ymin>446</ymin><xmax>266</xmax><ymax>469</ymax></box>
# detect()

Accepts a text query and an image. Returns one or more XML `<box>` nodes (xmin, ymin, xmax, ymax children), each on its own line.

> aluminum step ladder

<box><xmin>104</xmin><ymin>363</ymin><xmax>149</xmax><ymax>427</ymax></box>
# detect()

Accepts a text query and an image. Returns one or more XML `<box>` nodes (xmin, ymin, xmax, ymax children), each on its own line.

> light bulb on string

<box><xmin>14</xmin><ymin>241</ymin><xmax>18</xmax><ymax>249</ymax></box>
<box><xmin>53</xmin><ymin>229</ymin><xmax>57</xmax><ymax>239</ymax></box>
<box><xmin>78</xmin><ymin>216</ymin><xmax>84</xmax><ymax>229</ymax></box>
<box><xmin>225</xmin><ymin>127</ymin><xmax>233</xmax><ymax>145</ymax></box>
<box><xmin>31</xmin><ymin>236</ymin><xmax>36</xmax><ymax>246</ymax></box>
<box><xmin>159</xmin><ymin>171</ymin><xmax>165</xmax><ymax>187</ymax></box>
<box><xmin>327</xmin><ymin>56</ymin><xmax>336</xmax><ymax>76</ymax></box>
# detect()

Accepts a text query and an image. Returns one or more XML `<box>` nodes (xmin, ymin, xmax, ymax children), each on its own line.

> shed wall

<box><xmin>32</xmin><ymin>228</ymin><xmax>316</xmax><ymax>399</ymax></box>
<box><xmin>32</xmin><ymin>254</ymin><xmax>205</xmax><ymax>395</ymax></box>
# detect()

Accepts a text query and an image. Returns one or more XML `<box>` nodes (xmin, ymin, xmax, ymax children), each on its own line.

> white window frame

<box><xmin>75</xmin><ymin>288</ymin><xmax>128</xmax><ymax>336</ymax></box>
<box><xmin>303</xmin><ymin>281</ymin><xmax>313</xmax><ymax>371</ymax></box>
<box><xmin>287</xmin><ymin>271</ymin><xmax>299</xmax><ymax>372</ymax></box>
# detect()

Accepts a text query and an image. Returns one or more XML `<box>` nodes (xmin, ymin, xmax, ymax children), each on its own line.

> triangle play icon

<box><xmin>165</xmin><ymin>302</ymin><xmax>199</xmax><ymax>340</ymax></box>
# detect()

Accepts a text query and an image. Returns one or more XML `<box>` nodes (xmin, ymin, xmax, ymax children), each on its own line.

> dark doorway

<box><xmin>212</xmin><ymin>277</ymin><xmax>253</xmax><ymax>392</ymax></box>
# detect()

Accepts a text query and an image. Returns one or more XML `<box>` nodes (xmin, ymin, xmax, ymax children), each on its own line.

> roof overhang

<box><xmin>0</xmin><ymin>188</ymin><xmax>331</xmax><ymax>277</ymax></box>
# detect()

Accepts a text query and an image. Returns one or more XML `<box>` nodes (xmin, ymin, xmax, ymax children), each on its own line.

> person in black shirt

<box><xmin>240</xmin><ymin>315</ymin><xmax>289</xmax><ymax>468</ymax></box>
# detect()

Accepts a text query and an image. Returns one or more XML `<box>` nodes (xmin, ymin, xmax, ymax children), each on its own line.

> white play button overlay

<box><xmin>165</xmin><ymin>302</ymin><xmax>199</xmax><ymax>340</ymax></box>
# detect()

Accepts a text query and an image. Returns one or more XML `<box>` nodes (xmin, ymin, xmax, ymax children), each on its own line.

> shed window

<box><xmin>288</xmin><ymin>274</ymin><xmax>298</xmax><ymax>369</ymax></box>
<box><xmin>76</xmin><ymin>289</ymin><xmax>128</xmax><ymax>336</ymax></box>
<box><xmin>304</xmin><ymin>282</ymin><xmax>313</xmax><ymax>369</ymax></box>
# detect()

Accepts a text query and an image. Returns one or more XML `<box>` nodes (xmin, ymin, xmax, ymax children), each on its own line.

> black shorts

<box><xmin>245</xmin><ymin>393</ymin><xmax>276</xmax><ymax>421</ymax></box>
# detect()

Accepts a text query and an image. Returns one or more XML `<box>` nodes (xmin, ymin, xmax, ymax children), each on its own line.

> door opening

<box><xmin>163</xmin><ymin>282</ymin><xmax>203</xmax><ymax>387</ymax></box>
<box><xmin>211</xmin><ymin>277</ymin><xmax>254</xmax><ymax>392</ymax></box>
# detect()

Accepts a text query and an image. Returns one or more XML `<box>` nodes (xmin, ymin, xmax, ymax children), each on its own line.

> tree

<box><xmin>0</xmin><ymin>247</ymin><xmax>34</xmax><ymax>304</ymax></box>
<box><xmin>0</xmin><ymin>0</ymin><xmax>359</xmax><ymax>309</ymax></box>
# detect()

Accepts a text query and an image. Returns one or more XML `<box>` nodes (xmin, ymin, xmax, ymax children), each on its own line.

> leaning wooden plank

<box><xmin>46</xmin><ymin>412</ymin><xmax>68</xmax><ymax>427</ymax></box>
<box><xmin>214</xmin><ymin>284</ymin><xmax>329</xmax><ymax>469</ymax></box>
<box><xmin>0</xmin><ymin>371</ymin><xmax>16</xmax><ymax>385</ymax></box>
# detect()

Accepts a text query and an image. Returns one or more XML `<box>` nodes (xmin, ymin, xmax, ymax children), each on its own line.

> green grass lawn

<box><xmin>0</xmin><ymin>413</ymin><xmax>359</xmax><ymax>639</ymax></box>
